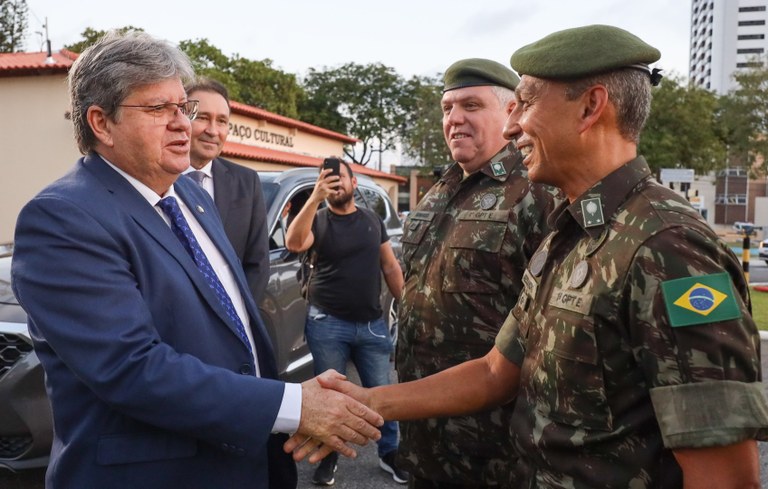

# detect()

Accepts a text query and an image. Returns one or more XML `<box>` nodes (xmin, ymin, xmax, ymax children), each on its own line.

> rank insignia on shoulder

<box><xmin>581</xmin><ymin>197</ymin><xmax>604</xmax><ymax>228</ymax></box>
<box><xmin>490</xmin><ymin>162</ymin><xmax>507</xmax><ymax>177</ymax></box>
<box><xmin>660</xmin><ymin>272</ymin><xmax>742</xmax><ymax>327</ymax></box>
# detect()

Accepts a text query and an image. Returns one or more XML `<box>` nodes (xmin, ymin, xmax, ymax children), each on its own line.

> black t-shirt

<box><xmin>308</xmin><ymin>207</ymin><xmax>388</xmax><ymax>322</ymax></box>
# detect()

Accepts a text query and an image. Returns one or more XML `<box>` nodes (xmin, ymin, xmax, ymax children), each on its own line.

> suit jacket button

<box><xmin>239</xmin><ymin>363</ymin><xmax>252</xmax><ymax>375</ymax></box>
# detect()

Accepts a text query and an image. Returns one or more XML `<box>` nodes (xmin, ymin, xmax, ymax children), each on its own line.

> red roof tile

<box><xmin>229</xmin><ymin>101</ymin><xmax>359</xmax><ymax>145</ymax></box>
<box><xmin>222</xmin><ymin>141</ymin><xmax>406</xmax><ymax>183</ymax></box>
<box><xmin>0</xmin><ymin>49</ymin><xmax>77</xmax><ymax>76</ymax></box>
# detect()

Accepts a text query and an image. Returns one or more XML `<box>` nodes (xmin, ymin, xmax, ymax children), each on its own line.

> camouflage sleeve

<box><xmin>494</xmin><ymin>309</ymin><xmax>525</xmax><ymax>366</ymax></box>
<box><xmin>628</xmin><ymin>225</ymin><xmax>768</xmax><ymax>448</ymax></box>
<box><xmin>650</xmin><ymin>381</ymin><xmax>768</xmax><ymax>448</ymax></box>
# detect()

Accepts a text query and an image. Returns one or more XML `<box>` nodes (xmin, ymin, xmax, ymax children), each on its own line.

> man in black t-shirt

<box><xmin>286</xmin><ymin>161</ymin><xmax>405</xmax><ymax>486</ymax></box>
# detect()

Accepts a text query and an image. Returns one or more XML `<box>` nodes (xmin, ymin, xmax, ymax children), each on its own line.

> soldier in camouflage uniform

<box><xmin>294</xmin><ymin>24</ymin><xmax>768</xmax><ymax>489</ymax></box>
<box><xmin>494</xmin><ymin>25</ymin><xmax>768</xmax><ymax>488</ymax></box>
<box><xmin>397</xmin><ymin>59</ymin><xmax>561</xmax><ymax>489</ymax></box>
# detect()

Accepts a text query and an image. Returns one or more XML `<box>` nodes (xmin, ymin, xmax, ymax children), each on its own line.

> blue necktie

<box><xmin>157</xmin><ymin>196</ymin><xmax>253</xmax><ymax>354</ymax></box>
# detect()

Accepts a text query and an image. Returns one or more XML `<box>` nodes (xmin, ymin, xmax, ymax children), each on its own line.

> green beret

<box><xmin>510</xmin><ymin>24</ymin><xmax>661</xmax><ymax>80</ymax></box>
<box><xmin>443</xmin><ymin>58</ymin><xmax>520</xmax><ymax>92</ymax></box>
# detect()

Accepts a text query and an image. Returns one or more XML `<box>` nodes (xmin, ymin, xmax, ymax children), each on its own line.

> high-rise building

<box><xmin>689</xmin><ymin>0</ymin><xmax>768</xmax><ymax>94</ymax></box>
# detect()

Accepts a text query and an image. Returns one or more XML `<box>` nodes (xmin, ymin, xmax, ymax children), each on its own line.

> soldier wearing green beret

<box><xmin>492</xmin><ymin>23</ymin><xmax>768</xmax><ymax>488</ymax></box>
<box><xmin>286</xmin><ymin>26</ymin><xmax>768</xmax><ymax>489</ymax></box>
<box><xmin>395</xmin><ymin>58</ymin><xmax>561</xmax><ymax>489</ymax></box>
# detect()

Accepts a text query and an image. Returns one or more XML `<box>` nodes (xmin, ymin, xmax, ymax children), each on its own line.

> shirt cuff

<box><xmin>272</xmin><ymin>382</ymin><xmax>302</xmax><ymax>433</ymax></box>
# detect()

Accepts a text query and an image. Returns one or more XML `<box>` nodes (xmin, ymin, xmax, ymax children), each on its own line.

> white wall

<box><xmin>0</xmin><ymin>75</ymin><xmax>82</xmax><ymax>244</ymax></box>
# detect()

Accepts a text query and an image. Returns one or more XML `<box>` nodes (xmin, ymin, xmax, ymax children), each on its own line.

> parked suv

<box><xmin>0</xmin><ymin>167</ymin><xmax>402</xmax><ymax>470</ymax></box>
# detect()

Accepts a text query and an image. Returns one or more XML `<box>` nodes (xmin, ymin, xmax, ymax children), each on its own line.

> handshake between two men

<box><xmin>293</xmin><ymin>370</ymin><xmax>384</xmax><ymax>461</ymax></box>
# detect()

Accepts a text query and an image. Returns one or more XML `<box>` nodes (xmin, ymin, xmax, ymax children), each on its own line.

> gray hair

<box><xmin>563</xmin><ymin>68</ymin><xmax>651</xmax><ymax>144</ymax></box>
<box><xmin>68</xmin><ymin>30</ymin><xmax>195</xmax><ymax>154</ymax></box>
<box><xmin>491</xmin><ymin>85</ymin><xmax>515</xmax><ymax>109</ymax></box>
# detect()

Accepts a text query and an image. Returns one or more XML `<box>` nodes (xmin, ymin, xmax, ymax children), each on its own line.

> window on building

<box><xmin>715</xmin><ymin>194</ymin><xmax>747</xmax><ymax>205</ymax></box>
<box><xmin>739</xmin><ymin>20</ymin><xmax>766</xmax><ymax>26</ymax></box>
<box><xmin>737</xmin><ymin>48</ymin><xmax>765</xmax><ymax>54</ymax></box>
<box><xmin>737</xmin><ymin>61</ymin><xmax>764</xmax><ymax>67</ymax></box>
<box><xmin>717</xmin><ymin>167</ymin><xmax>748</xmax><ymax>177</ymax></box>
<box><xmin>739</xmin><ymin>6</ymin><xmax>767</xmax><ymax>12</ymax></box>
<box><xmin>738</xmin><ymin>34</ymin><xmax>766</xmax><ymax>40</ymax></box>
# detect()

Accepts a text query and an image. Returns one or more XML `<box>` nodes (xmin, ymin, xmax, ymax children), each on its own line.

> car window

<box><xmin>269</xmin><ymin>188</ymin><xmax>315</xmax><ymax>251</ymax></box>
<box><xmin>261</xmin><ymin>182</ymin><xmax>279</xmax><ymax>208</ymax></box>
<box><xmin>359</xmin><ymin>187</ymin><xmax>388</xmax><ymax>221</ymax></box>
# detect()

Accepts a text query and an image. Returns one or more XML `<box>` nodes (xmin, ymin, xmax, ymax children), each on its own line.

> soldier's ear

<box><xmin>505</xmin><ymin>99</ymin><xmax>516</xmax><ymax>116</ymax></box>
<box><xmin>577</xmin><ymin>85</ymin><xmax>608</xmax><ymax>133</ymax></box>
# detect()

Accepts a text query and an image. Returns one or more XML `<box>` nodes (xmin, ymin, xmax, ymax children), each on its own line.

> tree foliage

<box><xmin>60</xmin><ymin>29</ymin><xmax>768</xmax><ymax>179</ymax></box>
<box><xmin>640</xmin><ymin>74</ymin><xmax>726</xmax><ymax>176</ymax></box>
<box><xmin>0</xmin><ymin>0</ymin><xmax>28</xmax><ymax>53</ymax></box>
<box><xmin>398</xmin><ymin>75</ymin><xmax>452</xmax><ymax>169</ymax></box>
<box><xmin>177</xmin><ymin>39</ymin><xmax>305</xmax><ymax>119</ymax></box>
<box><xmin>300</xmin><ymin>62</ymin><xmax>406</xmax><ymax>167</ymax></box>
<box><xmin>64</xmin><ymin>26</ymin><xmax>144</xmax><ymax>53</ymax></box>
<box><xmin>719</xmin><ymin>56</ymin><xmax>768</xmax><ymax>176</ymax></box>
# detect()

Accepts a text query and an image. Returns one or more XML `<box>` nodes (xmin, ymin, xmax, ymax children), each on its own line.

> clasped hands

<box><xmin>283</xmin><ymin>369</ymin><xmax>376</xmax><ymax>463</ymax></box>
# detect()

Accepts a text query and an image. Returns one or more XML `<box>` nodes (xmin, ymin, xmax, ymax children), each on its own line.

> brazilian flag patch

<box><xmin>661</xmin><ymin>272</ymin><xmax>742</xmax><ymax>327</ymax></box>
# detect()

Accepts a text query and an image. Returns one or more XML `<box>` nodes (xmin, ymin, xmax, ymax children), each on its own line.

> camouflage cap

<box><xmin>443</xmin><ymin>58</ymin><xmax>520</xmax><ymax>92</ymax></box>
<box><xmin>510</xmin><ymin>25</ymin><xmax>661</xmax><ymax>82</ymax></box>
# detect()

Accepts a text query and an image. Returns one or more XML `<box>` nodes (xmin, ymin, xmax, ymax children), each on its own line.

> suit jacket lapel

<box><xmin>211</xmin><ymin>159</ymin><xmax>233</xmax><ymax>224</ymax></box>
<box><xmin>83</xmin><ymin>155</ymin><xmax>245</xmax><ymax>350</ymax></box>
<box><xmin>177</xmin><ymin>180</ymin><xmax>278</xmax><ymax>377</ymax></box>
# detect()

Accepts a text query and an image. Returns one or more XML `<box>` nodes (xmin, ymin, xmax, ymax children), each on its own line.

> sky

<box><xmin>23</xmin><ymin>0</ymin><xmax>693</xmax><ymax>81</ymax></box>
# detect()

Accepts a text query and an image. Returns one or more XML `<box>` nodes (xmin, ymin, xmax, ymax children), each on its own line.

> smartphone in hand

<box><xmin>322</xmin><ymin>157</ymin><xmax>341</xmax><ymax>177</ymax></box>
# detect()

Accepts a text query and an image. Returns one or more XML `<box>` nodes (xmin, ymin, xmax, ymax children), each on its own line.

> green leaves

<box><xmin>65</xmin><ymin>26</ymin><xmax>144</xmax><ymax>54</ymax></box>
<box><xmin>721</xmin><ymin>56</ymin><xmax>768</xmax><ymax>177</ymax></box>
<box><xmin>180</xmin><ymin>38</ymin><xmax>303</xmax><ymax>119</ymax></box>
<box><xmin>300</xmin><ymin>62</ymin><xmax>407</xmax><ymax>167</ymax></box>
<box><xmin>0</xmin><ymin>0</ymin><xmax>28</xmax><ymax>53</ymax></box>
<box><xmin>641</xmin><ymin>65</ymin><xmax>768</xmax><ymax>179</ymax></box>
<box><xmin>640</xmin><ymin>73</ymin><xmax>725</xmax><ymax>175</ymax></box>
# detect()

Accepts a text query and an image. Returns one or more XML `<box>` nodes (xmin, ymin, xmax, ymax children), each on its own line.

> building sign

<box><xmin>660</xmin><ymin>168</ymin><xmax>694</xmax><ymax>184</ymax></box>
<box><xmin>229</xmin><ymin>122</ymin><xmax>294</xmax><ymax>148</ymax></box>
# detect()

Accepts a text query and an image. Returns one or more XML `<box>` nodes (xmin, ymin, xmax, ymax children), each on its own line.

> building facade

<box><xmin>690</xmin><ymin>0</ymin><xmax>768</xmax><ymax>94</ymax></box>
<box><xmin>0</xmin><ymin>50</ymin><xmax>404</xmax><ymax>245</ymax></box>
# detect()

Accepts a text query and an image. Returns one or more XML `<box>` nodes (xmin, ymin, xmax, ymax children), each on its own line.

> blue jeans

<box><xmin>305</xmin><ymin>305</ymin><xmax>399</xmax><ymax>456</ymax></box>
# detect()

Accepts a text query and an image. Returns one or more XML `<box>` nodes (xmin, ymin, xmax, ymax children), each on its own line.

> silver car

<box><xmin>0</xmin><ymin>168</ymin><xmax>402</xmax><ymax>470</ymax></box>
<box><xmin>759</xmin><ymin>238</ymin><xmax>768</xmax><ymax>265</ymax></box>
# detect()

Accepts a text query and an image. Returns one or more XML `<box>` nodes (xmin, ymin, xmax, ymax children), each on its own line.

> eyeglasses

<box><xmin>118</xmin><ymin>100</ymin><xmax>199</xmax><ymax>123</ymax></box>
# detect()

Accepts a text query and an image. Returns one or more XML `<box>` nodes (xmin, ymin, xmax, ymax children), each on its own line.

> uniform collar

<box><xmin>558</xmin><ymin>156</ymin><xmax>653</xmax><ymax>239</ymax></box>
<box><xmin>442</xmin><ymin>143</ymin><xmax>523</xmax><ymax>184</ymax></box>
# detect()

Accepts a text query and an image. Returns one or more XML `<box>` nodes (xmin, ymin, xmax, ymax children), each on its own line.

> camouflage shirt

<box><xmin>397</xmin><ymin>145</ymin><xmax>562</xmax><ymax>486</ymax></box>
<box><xmin>495</xmin><ymin>157</ymin><xmax>768</xmax><ymax>489</ymax></box>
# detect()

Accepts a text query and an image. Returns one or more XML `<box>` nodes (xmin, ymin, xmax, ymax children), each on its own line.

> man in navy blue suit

<box><xmin>10</xmin><ymin>30</ymin><xmax>382</xmax><ymax>489</ymax></box>
<box><xmin>184</xmin><ymin>78</ymin><xmax>270</xmax><ymax>305</ymax></box>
